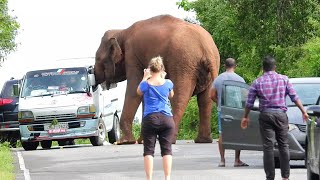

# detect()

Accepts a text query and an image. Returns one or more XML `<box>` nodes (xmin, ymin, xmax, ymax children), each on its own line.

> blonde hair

<box><xmin>148</xmin><ymin>56</ymin><xmax>165</xmax><ymax>73</ymax></box>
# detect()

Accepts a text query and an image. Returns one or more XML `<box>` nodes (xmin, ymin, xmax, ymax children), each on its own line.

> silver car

<box><xmin>306</xmin><ymin>104</ymin><xmax>320</xmax><ymax>180</ymax></box>
<box><xmin>220</xmin><ymin>77</ymin><xmax>320</xmax><ymax>167</ymax></box>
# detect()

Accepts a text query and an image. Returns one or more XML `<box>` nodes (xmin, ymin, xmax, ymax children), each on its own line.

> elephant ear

<box><xmin>107</xmin><ymin>37</ymin><xmax>122</xmax><ymax>64</ymax></box>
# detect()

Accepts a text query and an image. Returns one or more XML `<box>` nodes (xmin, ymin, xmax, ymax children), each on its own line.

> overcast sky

<box><xmin>0</xmin><ymin>0</ymin><xmax>194</xmax><ymax>119</ymax></box>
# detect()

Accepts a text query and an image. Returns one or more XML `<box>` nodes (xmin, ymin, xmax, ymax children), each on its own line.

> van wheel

<box><xmin>40</xmin><ymin>140</ymin><xmax>52</xmax><ymax>149</ymax></box>
<box><xmin>108</xmin><ymin>115</ymin><xmax>121</xmax><ymax>144</ymax></box>
<box><xmin>22</xmin><ymin>141</ymin><xmax>39</xmax><ymax>151</ymax></box>
<box><xmin>90</xmin><ymin>119</ymin><xmax>106</xmax><ymax>146</ymax></box>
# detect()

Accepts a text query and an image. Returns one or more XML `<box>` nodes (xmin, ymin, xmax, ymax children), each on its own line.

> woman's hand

<box><xmin>143</xmin><ymin>68</ymin><xmax>152</xmax><ymax>81</ymax></box>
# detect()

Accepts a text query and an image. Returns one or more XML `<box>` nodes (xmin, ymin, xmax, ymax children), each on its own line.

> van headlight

<box><xmin>77</xmin><ymin>104</ymin><xmax>95</xmax><ymax>114</ymax></box>
<box><xmin>288</xmin><ymin>124</ymin><xmax>298</xmax><ymax>132</ymax></box>
<box><xmin>77</xmin><ymin>105</ymin><xmax>96</xmax><ymax>119</ymax></box>
<box><xmin>18</xmin><ymin>111</ymin><xmax>35</xmax><ymax>123</ymax></box>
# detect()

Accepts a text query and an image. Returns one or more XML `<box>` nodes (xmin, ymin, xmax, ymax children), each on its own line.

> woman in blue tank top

<box><xmin>137</xmin><ymin>56</ymin><xmax>174</xmax><ymax>180</ymax></box>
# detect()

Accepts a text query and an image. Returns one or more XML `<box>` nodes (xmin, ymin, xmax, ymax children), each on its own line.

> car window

<box><xmin>286</xmin><ymin>83</ymin><xmax>320</xmax><ymax>106</ymax></box>
<box><xmin>224</xmin><ymin>85</ymin><xmax>248</xmax><ymax>108</ymax></box>
<box><xmin>1</xmin><ymin>81</ymin><xmax>18</xmax><ymax>98</ymax></box>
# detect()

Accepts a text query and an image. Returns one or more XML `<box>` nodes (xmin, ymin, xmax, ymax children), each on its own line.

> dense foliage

<box><xmin>177</xmin><ymin>0</ymin><xmax>320</xmax><ymax>82</ymax></box>
<box><xmin>0</xmin><ymin>0</ymin><xmax>19</xmax><ymax>64</ymax></box>
<box><xmin>175</xmin><ymin>0</ymin><xmax>320</xmax><ymax>139</ymax></box>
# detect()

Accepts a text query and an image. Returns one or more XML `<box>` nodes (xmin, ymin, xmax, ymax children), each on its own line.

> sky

<box><xmin>0</xmin><ymin>0</ymin><xmax>194</xmax><ymax>119</ymax></box>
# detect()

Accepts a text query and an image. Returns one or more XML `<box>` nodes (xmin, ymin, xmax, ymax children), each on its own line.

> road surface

<box><xmin>13</xmin><ymin>140</ymin><xmax>306</xmax><ymax>180</ymax></box>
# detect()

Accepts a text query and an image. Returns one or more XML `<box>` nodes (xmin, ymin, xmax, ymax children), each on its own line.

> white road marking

<box><xmin>17</xmin><ymin>151</ymin><xmax>31</xmax><ymax>180</ymax></box>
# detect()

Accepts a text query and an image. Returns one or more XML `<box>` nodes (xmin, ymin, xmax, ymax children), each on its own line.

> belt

<box><xmin>262</xmin><ymin>108</ymin><xmax>286</xmax><ymax>113</ymax></box>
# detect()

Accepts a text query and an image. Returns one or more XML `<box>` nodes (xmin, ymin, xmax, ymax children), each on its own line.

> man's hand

<box><xmin>241</xmin><ymin>117</ymin><xmax>249</xmax><ymax>129</ymax></box>
<box><xmin>302</xmin><ymin>111</ymin><xmax>309</xmax><ymax>122</ymax></box>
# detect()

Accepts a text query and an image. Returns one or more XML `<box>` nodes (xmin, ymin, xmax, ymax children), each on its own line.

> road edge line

<box><xmin>17</xmin><ymin>151</ymin><xmax>31</xmax><ymax>180</ymax></box>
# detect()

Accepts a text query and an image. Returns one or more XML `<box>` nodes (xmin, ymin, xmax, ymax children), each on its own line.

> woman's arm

<box><xmin>169</xmin><ymin>89</ymin><xmax>174</xmax><ymax>99</ymax></box>
<box><xmin>137</xmin><ymin>86</ymin><xmax>143</xmax><ymax>96</ymax></box>
<box><xmin>137</xmin><ymin>68</ymin><xmax>152</xmax><ymax>96</ymax></box>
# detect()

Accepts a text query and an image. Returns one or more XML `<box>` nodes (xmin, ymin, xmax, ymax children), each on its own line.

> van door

<box><xmin>221</xmin><ymin>80</ymin><xmax>263</xmax><ymax>151</ymax></box>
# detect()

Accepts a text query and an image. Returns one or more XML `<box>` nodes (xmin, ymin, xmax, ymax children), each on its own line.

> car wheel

<box><xmin>108</xmin><ymin>115</ymin><xmax>121</xmax><ymax>144</ymax></box>
<box><xmin>21</xmin><ymin>141</ymin><xmax>39</xmax><ymax>151</ymax></box>
<box><xmin>9</xmin><ymin>138</ymin><xmax>18</xmax><ymax>148</ymax></box>
<box><xmin>90</xmin><ymin>119</ymin><xmax>106</xmax><ymax>146</ymax></box>
<box><xmin>40</xmin><ymin>140</ymin><xmax>52</xmax><ymax>149</ymax></box>
<box><xmin>274</xmin><ymin>157</ymin><xmax>280</xmax><ymax>168</ymax></box>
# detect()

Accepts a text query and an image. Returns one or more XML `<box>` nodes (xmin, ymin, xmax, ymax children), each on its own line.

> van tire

<box><xmin>40</xmin><ymin>140</ymin><xmax>52</xmax><ymax>149</ymax></box>
<box><xmin>108</xmin><ymin>115</ymin><xmax>121</xmax><ymax>144</ymax></box>
<box><xmin>90</xmin><ymin>119</ymin><xmax>106</xmax><ymax>146</ymax></box>
<box><xmin>22</xmin><ymin>141</ymin><xmax>39</xmax><ymax>151</ymax></box>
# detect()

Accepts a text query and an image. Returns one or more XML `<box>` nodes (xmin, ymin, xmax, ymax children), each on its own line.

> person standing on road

<box><xmin>137</xmin><ymin>56</ymin><xmax>175</xmax><ymax>180</ymax></box>
<box><xmin>210</xmin><ymin>58</ymin><xmax>249</xmax><ymax>167</ymax></box>
<box><xmin>241</xmin><ymin>55</ymin><xmax>308</xmax><ymax>180</ymax></box>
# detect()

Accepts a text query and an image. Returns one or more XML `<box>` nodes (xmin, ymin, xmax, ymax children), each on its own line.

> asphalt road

<box><xmin>13</xmin><ymin>140</ymin><xmax>306</xmax><ymax>180</ymax></box>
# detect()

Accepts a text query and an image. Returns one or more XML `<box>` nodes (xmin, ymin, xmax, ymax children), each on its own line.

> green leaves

<box><xmin>49</xmin><ymin>118</ymin><xmax>59</xmax><ymax>128</ymax></box>
<box><xmin>177</xmin><ymin>0</ymin><xmax>320</xmax><ymax>79</ymax></box>
<box><xmin>0</xmin><ymin>0</ymin><xmax>20</xmax><ymax>64</ymax></box>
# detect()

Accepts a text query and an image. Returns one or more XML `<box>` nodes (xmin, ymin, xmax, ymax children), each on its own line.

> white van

<box><xmin>16</xmin><ymin>66</ymin><xmax>121</xmax><ymax>151</ymax></box>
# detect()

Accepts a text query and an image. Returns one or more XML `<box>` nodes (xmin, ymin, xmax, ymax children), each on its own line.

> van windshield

<box><xmin>21</xmin><ymin>67</ymin><xmax>89</xmax><ymax>97</ymax></box>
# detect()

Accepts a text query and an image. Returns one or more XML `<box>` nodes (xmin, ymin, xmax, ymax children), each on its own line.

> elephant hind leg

<box><xmin>194</xmin><ymin>87</ymin><xmax>213</xmax><ymax>143</ymax></box>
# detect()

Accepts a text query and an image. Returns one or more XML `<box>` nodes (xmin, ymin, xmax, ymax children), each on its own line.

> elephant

<box><xmin>94</xmin><ymin>15</ymin><xmax>220</xmax><ymax>144</ymax></box>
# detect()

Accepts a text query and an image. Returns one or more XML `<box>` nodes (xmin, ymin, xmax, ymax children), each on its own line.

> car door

<box><xmin>221</xmin><ymin>80</ymin><xmax>263</xmax><ymax>151</ymax></box>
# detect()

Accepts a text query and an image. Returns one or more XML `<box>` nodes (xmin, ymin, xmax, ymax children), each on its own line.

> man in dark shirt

<box><xmin>241</xmin><ymin>55</ymin><xmax>308</xmax><ymax>180</ymax></box>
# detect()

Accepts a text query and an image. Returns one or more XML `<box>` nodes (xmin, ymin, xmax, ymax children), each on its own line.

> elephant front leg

<box><xmin>118</xmin><ymin>90</ymin><xmax>142</xmax><ymax>145</ymax></box>
<box><xmin>194</xmin><ymin>87</ymin><xmax>213</xmax><ymax>143</ymax></box>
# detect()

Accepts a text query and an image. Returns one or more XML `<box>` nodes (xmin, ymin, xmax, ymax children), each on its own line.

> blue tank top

<box><xmin>139</xmin><ymin>79</ymin><xmax>174</xmax><ymax>117</ymax></box>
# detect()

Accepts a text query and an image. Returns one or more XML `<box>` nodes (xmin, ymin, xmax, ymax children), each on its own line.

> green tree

<box><xmin>0</xmin><ymin>0</ymin><xmax>19</xmax><ymax>64</ymax></box>
<box><xmin>178</xmin><ymin>0</ymin><xmax>320</xmax><ymax>81</ymax></box>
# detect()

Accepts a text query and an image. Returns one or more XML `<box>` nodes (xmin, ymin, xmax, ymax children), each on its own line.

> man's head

<box><xmin>262</xmin><ymin>55</ymin><xmax>276</xmax><ymax>72</ymax></box>
<box><xmin>224</xmin><ymin>58</ymin><xmax>237</xmax><ymax>70</ymax></box>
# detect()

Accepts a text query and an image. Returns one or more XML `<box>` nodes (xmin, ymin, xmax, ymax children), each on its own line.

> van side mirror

<box><xmin>13</xmin><ymin>84</ymin><xmax>20</xmax><ymax>96</ymax></box>
<box><xmin>88</xmin><ymin>74</ymin><xmax>96</xmax><ymax>86</ymax></box>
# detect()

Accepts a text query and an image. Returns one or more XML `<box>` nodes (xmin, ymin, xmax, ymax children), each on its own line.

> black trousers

<box><xmin>259</xmin><ymin>111</ymin><xmax>290</xmax><ymax>180</ymax></box>
<box><xmin>142</xmin><ymin>112</ymin><xmax>175</xmax><ymax>157</ymax></box>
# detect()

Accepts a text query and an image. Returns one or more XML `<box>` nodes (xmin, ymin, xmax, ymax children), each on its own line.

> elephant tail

<box><xmin>211</xmin><ymin>44</ymin><xmax>220</xmax><ymax>81</ymax></box>
<box><xmin>203</xmin><ymin>52</ymin><xmax>220</xmax><ymax>83</ymax></box>
<box><xmin>194</xmin><ymin>54</ymin><xmax>219</xmax><ymax>95</ymax></box>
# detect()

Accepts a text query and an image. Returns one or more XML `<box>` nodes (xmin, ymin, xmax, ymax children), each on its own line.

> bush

<box><xmin>177</xmin><ymin>97</ymin><xmax>218</xmax><ymax>140</ymax></box>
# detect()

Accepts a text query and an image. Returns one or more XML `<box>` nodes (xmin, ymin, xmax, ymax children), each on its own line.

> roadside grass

<box><xmin>0</xmin><ymin>142</ymin><xmax>14</xmax><ymax>180</ymax></box>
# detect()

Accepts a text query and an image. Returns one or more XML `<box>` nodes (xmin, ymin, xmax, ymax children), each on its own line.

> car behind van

<box><xmin>0</xmin><ymin>79</ymin><xmax>20</xmax><ymax>147</ymax></box>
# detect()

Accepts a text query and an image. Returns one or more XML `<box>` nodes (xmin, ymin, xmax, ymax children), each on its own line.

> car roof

<box><xmin>289</xmin><ymin>77</ymin><xmax>320</xmax><ymax>83</ymax></box>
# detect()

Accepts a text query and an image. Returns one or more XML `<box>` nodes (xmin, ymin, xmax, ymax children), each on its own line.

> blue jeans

<box><xmin>218</xmin><ymin>111</ymin><xmax>222</xmax><ymax>134</ymax></box>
